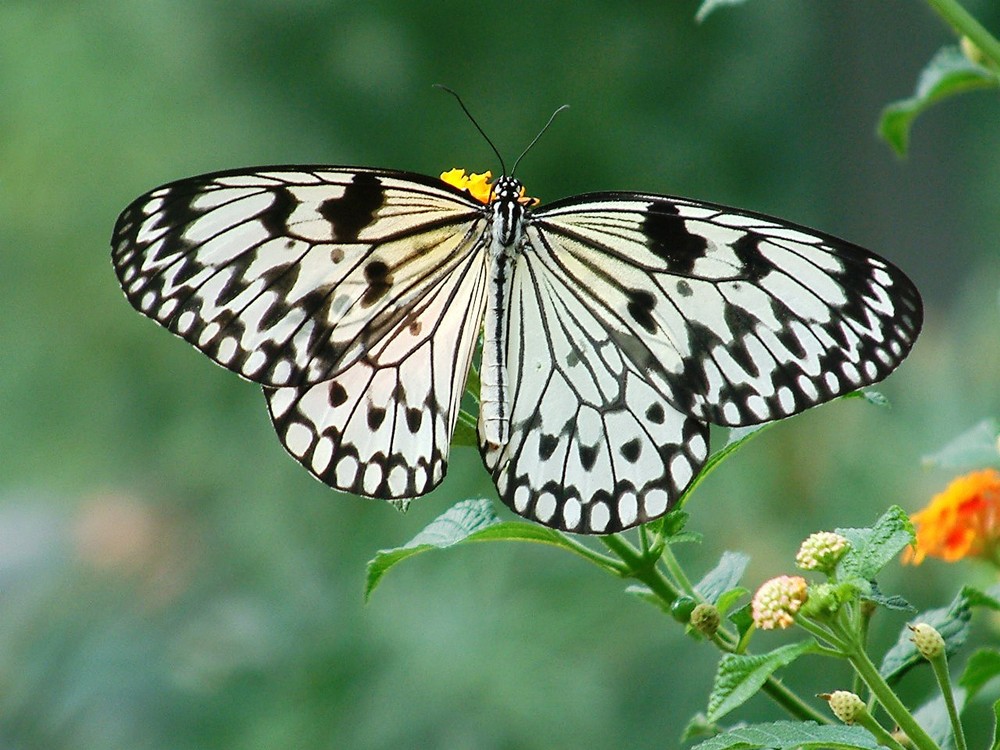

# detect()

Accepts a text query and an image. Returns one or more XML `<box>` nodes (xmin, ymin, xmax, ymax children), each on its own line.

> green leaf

<box><xmin>716</xmin><ymin>587</ymin><xmax>750</xmax><ymax>618</ymax></box>
<box><xmin>923</xmin><ymin>418</ymin><xmax>1000</xmax><ymax>469</ymax></box>
<box><xmin>960</xmin><ymin>649</ymin><xmax>1000</xmax><ymax>699</ymax></box>
<box><xmin>727</xmin><ymin>602</ymin><xmax>755</xmax><ymax>643</ymax></box>
<box><xmin>694</xmin><ymin>0</ymin><xmax>749</xmax><ymax>23</ymax></box>
<box><xmin>863</xmin><ymin>580</ymin><xmax>913</xmax><ymax>612</ymax></box>
<box><xmin>835</xmin><ymin>505</ymin><xmax>914</xmax><ymax>581</ymax></box>
<box><xmin>691</xmin><ymin>720</ymin><xmax>880</xmax><ymax>750</ymax></box>
<box><xmin>365</xmin><ymin>499</ymin><xmax>610</xmax><ymax>599</ymax></box>
<box><xmin>681</xmin><ymin>712</ymin><xmax>718</xmax><ymax>744</ymax></box>
<box><xmin>879</xmin><ymin>45</ymin><xmax>1000</xmax><ymax>156</ymax></box>
<box><xmin>696</xmin><ymin>551</ymin><xmax>750</xmax><ymax>605</ymax></box>
<box><xmin>707</xmin><ymin>641</ymin><xmax>819</xmax><ymax>722</ymax></box>
<box><xmin>453</xmin><ymin>407</ymin><xmax>478</xmax><ymax>446</ymax></box>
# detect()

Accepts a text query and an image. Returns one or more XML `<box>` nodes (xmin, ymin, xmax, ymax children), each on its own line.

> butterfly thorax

<box><xmin>490</xmin><ymin>176</ymin><xmax>528</xmax><ymax>248</ymax></box>
<box><xmin>478</xmin><ymin>176</ymin><xmax>528</xmax><ymax>457</ymax></box>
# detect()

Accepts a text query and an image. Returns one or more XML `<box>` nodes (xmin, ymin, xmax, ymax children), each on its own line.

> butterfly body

<box><xmin>112</xmin><ymin>165</ymin><xmax>921</xmax><ymax>534</ymax></box>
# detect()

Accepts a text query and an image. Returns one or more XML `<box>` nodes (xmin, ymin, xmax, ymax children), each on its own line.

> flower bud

<box><xmin>796</xmin><ymin>531</ymin><xmax>849</xmax><ymax>573</ymax></box>
<box><xmin>690</xmin><ymin>603</ymin><xmax>720</xmax><ymax>637</ymax></box>
<box><xmin>820</xmin><ymin>690</ymin><xmax>865</xmax><ymax>725</ymax></box>
<box><xmin>751</xmin><ymin>575</ymin><xmax>808</xmax><ymax>630</ymax></box>
<box><xmin>909</xmin><ymin>623</ymin><xmax>945</xmax><ymax>660</ymax></box>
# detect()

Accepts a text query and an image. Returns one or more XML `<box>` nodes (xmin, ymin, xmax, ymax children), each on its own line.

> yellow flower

<box><xmin>440</xmin><ymin>168</ymin><xmax>494</xmax><ymax>204</ymax></box>
<box><xmin>439</xmin><ymin>168</ymin><xmax>539</xmax><ymax>206</ymax></box>
<box><xmin>905</xmin><ymin>469</ymin><xmax>1000</xmax><ymax>565</ymax></box>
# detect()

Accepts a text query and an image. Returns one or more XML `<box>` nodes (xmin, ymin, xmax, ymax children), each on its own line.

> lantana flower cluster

<box><xmin>905</xmin><ymin>469</ymin><xmax>1000</xmax><ymax>565</ymax></box>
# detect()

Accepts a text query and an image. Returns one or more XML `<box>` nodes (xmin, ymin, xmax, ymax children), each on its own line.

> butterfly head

<box><xmin>440</xmin><ymin>168</ymin><xmax>539</xmax><ymax>207</ymax></box>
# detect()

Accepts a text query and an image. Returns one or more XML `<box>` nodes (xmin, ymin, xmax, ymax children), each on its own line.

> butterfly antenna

<box><xmin>433</xmin><ymin>84</ymin><xmax>507</xmax><ymax>175</ymax></box>
<box><xmin>510</xmin><ymin>104</ymin><xmax>569</xmax><ymax>177</ymax></box>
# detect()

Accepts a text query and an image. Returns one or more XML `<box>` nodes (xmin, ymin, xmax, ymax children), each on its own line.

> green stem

<box><xmin>601</xmin><ymin>534</ymin><xmax>679</xmax><ymax>603</ymax></box>
<box><xmin>660</xmin><ymin>543</ymin><xmax>696</xmax><ymax>596</ymax></box>
<box><xmin>925</xmin><ymin>0</ymin><xmax>1000</xmax><ymax>68</ymax></box>
<box><xmin>560</xmin><ymin>534</ymin><xmax>631</xmax><ymax>575</ymax></box>
<box><xmin>761</xmin><ymin>679</ymin><xmax>830</xmax><ymax>724</ymax></box>
<box><xmin>846</xmin><ymin>642</ymin><xmax>940</xmax><ymax>750</ymax></box>
<box><xmin>930</xmin><ymin>654</ymin><xmax>967</xmax><ymax>750</ymax></box>
<box><xmin>856</xmin><ymin>708</ymin><xmax>910</xmax><ymax>750</ymax></box>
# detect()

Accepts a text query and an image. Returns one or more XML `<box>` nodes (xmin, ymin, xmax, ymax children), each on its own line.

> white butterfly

<box><xmin>112</xmin><ymin>164</ymin><xmax>921</xmax><ymax>534</ymax></box>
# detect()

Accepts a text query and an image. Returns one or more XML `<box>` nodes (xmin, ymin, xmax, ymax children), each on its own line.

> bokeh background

<box><xmin>2</xmin><ymin>2</ymin><xmax>999</xmax><ymax>748</ymax></box>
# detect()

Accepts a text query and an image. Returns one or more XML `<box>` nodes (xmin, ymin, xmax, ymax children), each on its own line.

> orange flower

<box><xmin>905</xmin><ymin>469</ymin><xmax>1000</xmax><ymax>565</ymax></box>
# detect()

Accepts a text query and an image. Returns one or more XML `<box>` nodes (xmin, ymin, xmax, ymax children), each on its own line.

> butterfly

<box><xmin>111</xmin><ymin>163</ymin><xmax>922</xmax><ymax>534</ymax></box>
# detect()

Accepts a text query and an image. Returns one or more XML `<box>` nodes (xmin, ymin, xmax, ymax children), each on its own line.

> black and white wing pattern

<box><xmin>112</xmin><ymin>166</ymin><xmax>922</xmax><ymax>535</ymax></box>
<box><xmin>480</xmin><ymin>191</ymin><xmax>922</xmax><ymax>533</ymax></box>
<box><xmin>112</xmin><ymin>167</ymin><xmax>489</xmax><ymax>499</ymax></box>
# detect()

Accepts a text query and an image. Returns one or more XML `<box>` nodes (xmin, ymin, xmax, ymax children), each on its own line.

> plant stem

<box><xmin>601</xmin><ymin>534</ymin><xmax>679</xmax><ymax>603</ymax></box>
<box><xmin>925</xmin><ymin>0</ymin><xmax>1000</xmax><ymax>68</ymax></box>
<box><xmin>930</xmin><ymin>654</ymin><xmax>967</xmax><ymax>750</ymax></box>
<box><xmin>845</xmin><ymin>641</ymin><xmax>940</xmax><ymax>750</ymax></box>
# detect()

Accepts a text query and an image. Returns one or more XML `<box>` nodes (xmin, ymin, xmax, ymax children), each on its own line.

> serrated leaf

<box><xmin>365</xmin><ymin>499</ymin><xmax>610</xmax><ymax>599</ymax></box>
<box><xmin>696</xmin><ymin>551</ymin><xmax>751</xmax><ymax>605</ymax></box>
<box><xmin>707</xmin><ymin>641</ymin><xmax>819</xmax><ymax>722</ymax></box>
<box><xmin>879</xmin><ymin>45</ymin><xmax>1000</xmax><ymax>156</ymax></box>
<box><xmin>880</xmin><ymin>587</ymin><xmax>980</xmax><ymax>681</ymax></box>
<box><xmin>923</xmin><ymin>418</ymin><xmax>1000</xmax><ymax>469</ymax></box>
<box><xmin>912</xmin><ymin>689</ymin><xmax>967</xmax><ymax>750</ymax></box>
<box><xmin>863</xmin><ymin>580</ymin><xmax>914</xmax><ymax>612</ymax></box>
<box><xmin>694</xmin><ymin>0</ymin><xmax>749</xmax><ymax>23</ymax></box>
<box><xmin>836</xmin><ymin>506</ymin><xmax>914</xmax><ymax>580</ymax></box>
<box><xmin>960</xmin><ymin>649</ymin><xmax>1000</xmax><ymax>699</ymax></box>
<box><xmin>691</xmin><ymin>720</ymin><xmax>880</xmax><ymax>750</ymax></box>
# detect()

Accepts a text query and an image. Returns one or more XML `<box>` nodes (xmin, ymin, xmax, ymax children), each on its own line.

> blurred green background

<box><xmin>2</xmin><ymin>2</ymin><xmax>999</xmax><ymax>748</ymax></box>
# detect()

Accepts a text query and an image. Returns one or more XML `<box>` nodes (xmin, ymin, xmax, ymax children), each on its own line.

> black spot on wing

<box><xmin>626</xmin><ymin>289</ymin><xmax>658</xmax><ymax>334</ymax></box>
<box><xmin>645</xmin><ymin>403</ymin><xmax>665</xmax><ymax>424</ymax></box>
<box><xmin>731</xmin><ymin>233</ymin><xmax>771</xmax><ymax>282</ymax></box>
<box><xmin>319</xmin><ymin>172</ymin><xmax>384</xmax><ymax>242</ymax></box>
<box><xmin>406</xmin><ymin>407</ymin><xmax>423</xmax><ymax>433</ymax></box>
<box><xmin>362</xmin><ymin>260</ymin><xmax>393</xmax><ymax>307</ymax></box>
<box><xmin>619</xmin><ymin>438</ymin><xmax>641</xmax><ymax>463</ymax></box>
<box><xmin>328</xmin><ymin>382</ymin><xmax>348</xmax><ymax>407</ymax></box>
<box><xmin>641</xmin><ymin>201</ymin><xmax>707</xmax><ymax>272</ymax></box>
<box><xmin>260</xmin><ymin>186</ymin><xmax>298</xmax><ymax>236</ymax></box>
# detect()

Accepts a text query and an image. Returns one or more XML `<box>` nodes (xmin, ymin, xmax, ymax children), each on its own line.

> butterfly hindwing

<box><xmin>481</xmin><ymin>242</ymin><xmax>710</xmax><ymax>533</ymax></box>
<box><xmin>265</xmin><ymin>249</ymin><xmax>489</xmax><ymax>499</ymax></box>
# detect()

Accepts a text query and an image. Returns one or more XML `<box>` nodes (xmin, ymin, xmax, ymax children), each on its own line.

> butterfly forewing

<box><xmin>531</xmin><ymin>194</ymin><xmax>922</xmax><ymax>426</ymax></box>
<box><xmin>112</xmin><ymin>167</ymin><xmax>484</xmax><ymax>388</ymax></box>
